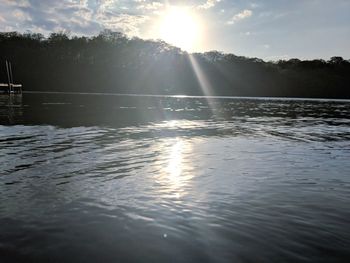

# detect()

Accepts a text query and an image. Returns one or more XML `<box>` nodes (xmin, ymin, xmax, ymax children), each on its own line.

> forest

<box><xmin>1</xmin><ymin>30</ymin><xmax>349</xmax><ymax>98</ymax></box>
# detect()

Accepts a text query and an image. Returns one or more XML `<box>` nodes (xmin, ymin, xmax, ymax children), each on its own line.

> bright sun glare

<box><xmin>158</xmin><ymin>7</ymin><xmax>202</xmax><ymax>51</ymax></box>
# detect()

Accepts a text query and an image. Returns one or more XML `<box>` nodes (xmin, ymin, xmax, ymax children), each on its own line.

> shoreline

<box><xmin>22</xmin><ymin>90</ymin><xmax>350</xmax><ymax>103</ymax></box>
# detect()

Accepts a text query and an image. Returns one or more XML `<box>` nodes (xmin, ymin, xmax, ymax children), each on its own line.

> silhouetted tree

<box><xmin>0</xmin><ymin>31</ymin><xmax>349</xmax><ymax>98</ymax></box>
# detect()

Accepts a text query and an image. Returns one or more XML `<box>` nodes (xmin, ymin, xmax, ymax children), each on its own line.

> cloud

<box><xmin>250</xmin><ymin>3</ymin><xmax>261</xmax><ymax>9</ymax></box>
<box><xmin>12</xmin><ymin>9</ymin><xmax>31</xmax><ymax>22</ymax></box>
<box><xmin>0</xmin><ymin>0</ymin><xmax>151</xmax><ymax>37</ymax></box>
<box><xmin>2</xmin><ymin>0</ymin><xmax>30</xmax><ymax>8</ymax></box>
<box><xmin>95</xmin><ymin>0</ymin><xmax>150</xmax><ymax>36</ymax></box>
<box><xmin>227</xmin><ymin>9</ymin><xmax>252</xmax><ymax>25</ymax></box>
<box><xmin>95</xmin><ymin>12</ymin><xmax>149</xmax><ymax>36</ymax></box>
<box><xmin>97</xmin><ymin>0</ymin><xmax>116</xmax><ymax>13</ymax></box>
<box><xmin>197</xmin><ymin>0</ymin><xmax>221</xmax><ymax>10</ymax></box>
<box><xmin>0</xmin><ymin>0</ymin><xmax>100</xmax><ymax>34</ymax></box>
<box><xmin>136</xmin><ymin>1</ymin><xmax>163</xmax><ymax>11</ymax></box>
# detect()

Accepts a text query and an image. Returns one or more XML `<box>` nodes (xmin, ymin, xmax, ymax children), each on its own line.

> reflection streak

<box><xmin>154</xmin><ymin>134</ymin><xmax>194</xmax><ymax>199</ymax></box>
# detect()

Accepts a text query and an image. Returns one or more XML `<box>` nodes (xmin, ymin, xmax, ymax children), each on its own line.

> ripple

<box><xmin>1</xmin><ymin>94</ymin><xmax>350</xmax><ymax>262</ymax></box>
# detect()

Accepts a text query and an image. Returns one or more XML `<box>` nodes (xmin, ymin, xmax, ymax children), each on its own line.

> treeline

<box><xmin>1</xmin><ymin>30</ymin><xmax>350</xmax><ymax>98</ymax></box>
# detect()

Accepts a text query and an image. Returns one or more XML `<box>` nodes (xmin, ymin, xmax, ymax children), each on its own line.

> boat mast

<box><xmin>9</xmin><ymin>61</ymin><xmax>14</xmax><ymax>85</ymax></box>
<box><xmin>5</xmin><ymin>60</ymin><xmax>11</xmax><ymax>93</ymax></box>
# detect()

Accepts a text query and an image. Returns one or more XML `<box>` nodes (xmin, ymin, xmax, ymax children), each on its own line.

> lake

<box><xmin>1</xmin><ymin>92</ymin><xmax>350</xmax><ymax>262</ymax></box>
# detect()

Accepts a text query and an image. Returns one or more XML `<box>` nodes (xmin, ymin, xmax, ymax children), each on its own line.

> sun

<box><xmin>158</xmin><ymin>6</ymin><xmax>202</xmax><ymax>51</ymax></box>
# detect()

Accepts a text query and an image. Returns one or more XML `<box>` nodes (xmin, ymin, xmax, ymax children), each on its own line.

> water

<box><xmin>1</xmin><ymin>93</ymin><xmax>350</xmax><ymax>262</ymax></box>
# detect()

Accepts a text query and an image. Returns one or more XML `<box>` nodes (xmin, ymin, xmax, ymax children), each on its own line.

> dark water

<box><xmin>1</xmin><ymin>93</ymin><xmax>350</xmax><ymax>262</ymax></box>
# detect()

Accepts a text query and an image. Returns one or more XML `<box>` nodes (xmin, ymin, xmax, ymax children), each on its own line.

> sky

<box><xmin>0</xmin><ymin>0</ymin><xmax>349</xmax><ymax>60</ymax></box>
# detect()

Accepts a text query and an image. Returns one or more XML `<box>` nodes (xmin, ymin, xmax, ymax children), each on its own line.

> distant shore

<box><xmin>1</xmin><ymin>31</ymin><xmax>350</xmax><ymax>100</ymax></box>
<box><xmin>23</xmin><ymin>90</ymin><xmax>350</xmax><ymax>102</ymax></box>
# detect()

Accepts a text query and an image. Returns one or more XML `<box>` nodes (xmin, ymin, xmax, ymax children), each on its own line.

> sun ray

<box><xmin>187</xmin><ymin>53</ymin><xmax>221</xmax><ymax>117</ymax></box>
<box><xmin>188</xmin><ymin>54</ymin><xmax>213</xmax><ymax>96</ymax></box>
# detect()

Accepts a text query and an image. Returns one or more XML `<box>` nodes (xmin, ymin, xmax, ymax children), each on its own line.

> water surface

<box><xmin>1</xmin><ymin>93</ymin><xmax>350</xmax><ymax>262</ymax></box>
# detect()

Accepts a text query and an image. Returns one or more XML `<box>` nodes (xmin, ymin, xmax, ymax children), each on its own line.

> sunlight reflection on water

<box><xmin>0</xmin><ymin>94</ymin><xmax>350</xmax><ymax>262</ymax></box>
<box><xmin>145</xmin><ymin>134</ymin><xmax>195</xmax><ymax>202</ymax></box>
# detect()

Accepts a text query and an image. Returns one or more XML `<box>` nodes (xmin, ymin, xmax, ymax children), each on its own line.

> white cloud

<box><xmin>3</xmin><ymin>0</ymin><xmax>30</xmax><ymax>8</ymax></box>
<box><xmin>95</xmin><ymin>12</ymin><xmax>149</xmax><ymax>36</ymax></box>
<box><xmin>0</xmin><ymin>0</ymin><xmax>152</xmax><ymax>37</ymax></box>
<box><xmin>250</xmin><ymin>3</ymin><xmax>260</xmax><ymax>9</ymax></box>
<box><xmin>12</xmin><ymin>9</ymin><xmax>31</xmax><ymax>21</ymax></box>
<box><xmin>136</xmin><ymin>2</ymin><xmax>163</xmax><ymax>11</ymax></box>
<box><xmin>97</xmin><ymin>0</ymin><xmax>116</xmax><ymax>13</ymax></box>
<box><xmin>227</xmin><ymin>9</ymin><xmax>252</xmax><ymax>25</ymax></box>
<box><xmin>198</xmin><ymin>0</ymin><xmax>221</xmax><ymax>10</ymax></box>
<box><xmin>93</xmin><ymin>0</ymin><xmax>150</xmax><ymax>36</ymax></box>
